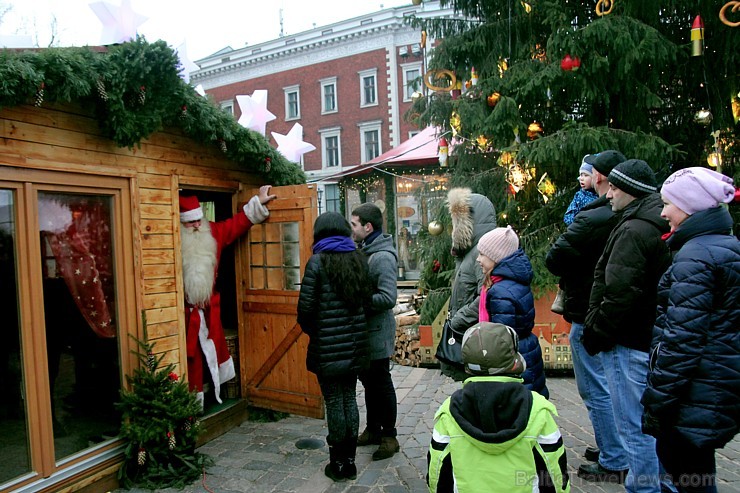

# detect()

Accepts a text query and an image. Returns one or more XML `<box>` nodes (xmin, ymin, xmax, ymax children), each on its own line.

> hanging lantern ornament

<box><xmin>693</xmin><ymin>108</ymin><xmax>713</xmax><ymax>125</ymax></box>
<box><xmin>428</xmin><ymin>220</ymin><xmax>444</xmax><ymax>236</ymax></box>
<box><xmin>421</xmin><ymin>30</ymin><xmax>427</xmax><ymax>48</ymax></box>
<box><xmin>470</xmin><ymin>66</ymin><xmax>479</xmax><ymax>86</ymax></box>
<box><xmin>487</xmin><ymin>92</ymin><xmax>501</xmax><ymax>107</ymax></box>
<box><xmin>732</xmin><ymin>95</ymin><xmax>740</xmax><ymax>124</ymax></box>
<box><xmin>438</xmin><ymin>137</ymin><xmax>449</xmax><ymax>167</ymax></box>
<box><xmin>691</xmin><ymin>15</ymin><xmax>704</xmax><ymax>57</ymax></box>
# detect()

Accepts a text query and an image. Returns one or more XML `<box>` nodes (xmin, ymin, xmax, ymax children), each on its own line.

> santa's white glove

<box><xmin>243</xmin><ymin>195</ymin><xmax>270</xmax><ymax>224</ymax></box>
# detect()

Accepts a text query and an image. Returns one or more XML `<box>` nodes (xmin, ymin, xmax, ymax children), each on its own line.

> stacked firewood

<box><xmin>393</xmin><ymin>313</ymin><xmax>421</xmax><ymax>367</ymax></box>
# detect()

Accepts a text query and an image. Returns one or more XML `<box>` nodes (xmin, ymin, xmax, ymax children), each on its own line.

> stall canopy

<box><xmin>343</xmin><ymin>126</ymin><xmax>449</xmax><ymax>177</ymax></box>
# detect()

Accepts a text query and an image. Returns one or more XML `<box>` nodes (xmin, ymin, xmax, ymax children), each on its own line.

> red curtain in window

<box><xmin>40</xmin><ymin>196</ymin><xmax>116</xmax><ymax>339</ymax></box>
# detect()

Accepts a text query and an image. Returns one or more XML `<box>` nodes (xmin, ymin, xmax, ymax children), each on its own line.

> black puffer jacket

<box><xmin>641</xmin><ymin>206</ymin><xmax>740</xmax><ymax>448</ymax></box>
<box><xmin>584</xmin><ymin>193</ymin><xmax>670</xmax><ymax>354</ymax></box>
<box><xmin>545</xmin><ymin>195</ymin><xmax>619</xmax><ymax>323</ymax></box>
<box><xmin>297</xmin><ymin>254</ymin><xmax>369</xmax><ymax>378</ymax></box>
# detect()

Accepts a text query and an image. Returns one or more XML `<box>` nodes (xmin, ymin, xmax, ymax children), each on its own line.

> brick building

<box><xmin>191</xmin><ymin>2</ymin><xmax>453</xmax><ymax>279</ymax></box>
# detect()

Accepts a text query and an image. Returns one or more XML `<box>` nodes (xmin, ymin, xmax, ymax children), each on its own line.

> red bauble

<box><xmin>560</xmin><ymin>54</ymin><xmax>573</xmax><ymax>71</ymax></box>
<box><xmin>571</xmin><ymin>56</ymin><xmax>581</xmax><ymax>71</ymax></box>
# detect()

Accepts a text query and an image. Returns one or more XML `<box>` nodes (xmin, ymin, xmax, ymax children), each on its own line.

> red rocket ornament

<box><xmin>691</xmin><ymin>15</ymin><xmax>704</xmax><ymax>57</ymax></box>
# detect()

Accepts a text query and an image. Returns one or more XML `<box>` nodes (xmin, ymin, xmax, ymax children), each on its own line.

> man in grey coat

<box><xmin>350</xmin><ymin>203</ymin><xmax>400</xmax><ymax>460</ymax></box>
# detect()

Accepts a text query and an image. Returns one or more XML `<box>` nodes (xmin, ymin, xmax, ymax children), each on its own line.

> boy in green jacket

<box><xmin>427</xmin><ymin>322</ymin><xmax>570</xmax><ymax>493</ymax></box>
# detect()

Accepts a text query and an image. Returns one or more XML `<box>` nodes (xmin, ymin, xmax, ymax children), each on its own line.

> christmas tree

<box><xmin>408</xmin><ymin>0</ymin><xmax>738</xmax><ymax>294</ymax></box>
<box><xmin>116</xmin><ymin>335</ymin><xmax>210</xmax><ymax>489</ymax></box>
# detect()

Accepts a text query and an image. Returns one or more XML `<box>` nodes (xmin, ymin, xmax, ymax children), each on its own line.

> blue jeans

<box><xmin>602</xmin><ymin>346</ymin><xmax>663</xmax><ymax>493</ymax></box>
<box><xmin>570</xmin><ymin>323</ymin><xmax>628</xmax><ymax>470</ymax></box>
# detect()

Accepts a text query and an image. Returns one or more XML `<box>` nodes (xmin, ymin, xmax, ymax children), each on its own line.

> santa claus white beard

<box><xmin>181</xmin><ymin>221</ymin><xmax>218</xmax><ymax>307</ymax></box>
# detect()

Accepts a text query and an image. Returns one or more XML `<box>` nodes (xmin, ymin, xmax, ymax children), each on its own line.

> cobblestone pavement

<box><xmin>124</xmin><ymin>365</ymin><xmax>740</xmax><ymax>493</ymax></box>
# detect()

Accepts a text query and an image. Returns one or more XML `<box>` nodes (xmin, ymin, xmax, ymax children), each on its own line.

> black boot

<box><xmin>324</xmin><ymin>444</ymin><xmax>347</xmax><ymax>482</ymax></box>
<box><xmin>343</xmin><ymin>440</ymin><xmax>357</xmax><ymax>480</ymax></box>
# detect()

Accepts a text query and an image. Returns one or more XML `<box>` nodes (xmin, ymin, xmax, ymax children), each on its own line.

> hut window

<box><xmin>249</xmin><ymin>222</ymin><xmax>301</xmax><ymax>290</ymax></box>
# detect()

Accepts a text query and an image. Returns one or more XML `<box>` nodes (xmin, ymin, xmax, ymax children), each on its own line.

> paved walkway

<box><xmin>127</xmin><ymin>365</ymin><xmax>740</xmax><ymax>493</ymax></box>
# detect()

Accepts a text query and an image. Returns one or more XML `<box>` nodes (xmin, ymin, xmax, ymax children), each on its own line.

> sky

<box><xmin>0</xmin><ymin>0</ymin><xmax>411</xmax><ymax>61</ymax></box>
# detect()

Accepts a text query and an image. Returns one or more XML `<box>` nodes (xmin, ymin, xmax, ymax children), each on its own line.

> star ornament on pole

<box><xmin>89</xmin><ymin>0</ymin><xmax>148</xmax><ymax>45</ymax></box>
<box><xmin>271</xmin><ymin>123</ymin><xmax>316</xmax><ymax>163</ymax></box>
<box><xmin>236</xmin><ymin>90</ymin><xmax>276</xmax><ymax>136</ymax></box>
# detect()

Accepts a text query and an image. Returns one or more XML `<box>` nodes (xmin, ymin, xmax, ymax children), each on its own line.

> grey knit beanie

<box><xmin>609</xmin><ymin>159</ymin><xmax>657</xmax><ymax>197</ymax></box>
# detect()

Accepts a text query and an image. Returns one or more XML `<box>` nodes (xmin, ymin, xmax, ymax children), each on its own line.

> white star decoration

<box><xmin>271</xmin><ymin>123</ymin><xmax>316</xmax><ymax>163</ymax></box>
<box><xmin>89</xmin><ymin>0</ymin><xmax>148</xmax><ymax>45</ymax></box>
<box><xmin>175</xmin><ymin>41</ymin><xmax>200</xmax><ymax>84</ymax></box>
<box><xmin>236</xmin><ymin>90</ymin><xmax>276</xmax><ymax>136</ymax></box>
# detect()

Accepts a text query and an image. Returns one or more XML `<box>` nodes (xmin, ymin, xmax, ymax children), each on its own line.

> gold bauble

<box><xmin>693</xmin><ymin>109</ymin><xmax>713</xmax><ymax>126</ymax></box>
<box><xmin>428</xmin><ymin>221</ymin><xmax>444</xmax><ymax>236</ymax></box>
<box><xmin>487</xmin><ymin>92</ymin><xmax>501</xmax><ymax>107</ymax></box>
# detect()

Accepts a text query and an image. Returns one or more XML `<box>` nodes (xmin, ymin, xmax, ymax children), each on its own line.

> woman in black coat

<box><xmin>297</xmin><ymin>212</ymin><xmax>372</xmax><ymax>482</ymax></box>
<box><xmin>641</xmin><ymin>167</ymin><xmax>739</xmax><ymax>493</ymax></box>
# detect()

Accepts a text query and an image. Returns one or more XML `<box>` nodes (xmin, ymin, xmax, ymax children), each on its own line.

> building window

<box><xmin>358</xmin><ymin>69</ymin><xmax>378</xmax><ymax>107</ymax></box>
<box><xmin>324</xmin><ymin>184</ymin><xmax>341</xmax><ymax>212</ymax></box>
<box><xmin>320</xmin><ymin>77</ymin><xmax>337</xmax><ymax>114</ymax></box>
<box><xmin>320</xmin><ymin>127</ymin><xmax>342</xmax><ymax>168</ymax></box>
<box><xmin>358</xmin><ymin>121</ymin><xmax>382</xmax><ymax>163</ymax></box>
<box><xmin>402</xmin><ymin>62</ymin><xmax>422</xmax><ymax>101</ymax></box>
<box><xmin>284</xmin><ymin>85</ymin><xmax>300</xmax><ymax>120</ymax></box>
<box><xmin>220</xmin><ymin>100</ymin><xmax>234</xmax><ymax>116</ymax></box>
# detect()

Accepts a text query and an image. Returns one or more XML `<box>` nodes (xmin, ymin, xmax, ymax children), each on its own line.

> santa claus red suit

<box><xmin>179</xmin><ymin>191</ymin><xmax>272</xmax><ymax>407</ymax></box>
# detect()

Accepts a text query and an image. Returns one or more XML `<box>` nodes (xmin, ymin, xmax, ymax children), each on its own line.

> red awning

<box><xmin>342</xmin><ymin>127</ymin><xmax>447</xmax><ymax>178</ymax></box>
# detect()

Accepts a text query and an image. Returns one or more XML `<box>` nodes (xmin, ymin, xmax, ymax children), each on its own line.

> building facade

<box><xmin>191</xmin><ymin>1</ymin><xmax>451</xmax><ymax>219</ymax></box>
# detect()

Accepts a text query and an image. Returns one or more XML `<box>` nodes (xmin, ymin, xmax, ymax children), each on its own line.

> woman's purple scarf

<box><xmin>313</xmin><ymin>235</ymin><xmax>357</xmax><ymax>254</ymax></box>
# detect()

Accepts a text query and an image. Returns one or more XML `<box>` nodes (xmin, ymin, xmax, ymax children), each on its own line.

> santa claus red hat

<box><xmin>179</xmin><ymin>195</ymin><xmax>203</xmax><ymax>222</ymax></box>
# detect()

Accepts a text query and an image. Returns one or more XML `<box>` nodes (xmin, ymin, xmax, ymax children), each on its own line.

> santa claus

<box><xmin>179</xmin><ymin>185</ymin><xmax>276</xmax><ymax>408</ymax></box>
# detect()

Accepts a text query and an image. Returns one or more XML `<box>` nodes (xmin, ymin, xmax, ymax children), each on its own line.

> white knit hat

<box><xmin>477</xmin><ymin>226</ymin><xmax>519</xmax><ymax>264</ymax></box>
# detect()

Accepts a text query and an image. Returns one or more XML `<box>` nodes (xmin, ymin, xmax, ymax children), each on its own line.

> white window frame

<box><xmin>220</xmin><ymin>100</ymin><xmax>234</xmax><ymax>116</ymax></box>
<box><xmin>283</xmin><ymin>84</ymin><xmax>301</xmax><ymax>121</ymax></box>
<box><xmin>358</xmin><ymin>68</ymin><xmax>378</xmax><ymax>108</ymax></box>
<box><xmin>320</xmin><ymin>77</ymin><xmax>338</xmax><ymax>115</ymax></box>
<box><xmin>358</xmin><ymin>120</ymin><xmax>382</xmax><ymax>163</ymax></box>
<box><xmin>320</xmin><ymin>127</ymin><xmax>342</xmax><ymax>168</ymax></box>
<box><xmin>324</xmin><ymin>183</ymin><xmax>341</xmax><ymax>213</ymax></box>
<box><xmin>402</xmin><ymin>62</ymin><xmax>423</xmax><ymax>102</ymax></box>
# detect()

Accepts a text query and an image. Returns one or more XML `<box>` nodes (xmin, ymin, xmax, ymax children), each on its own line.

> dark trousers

<box><xmin>318</xmin><ymin>373</ymin><xmax>359</xmax><ymax>445</ymax></box>
<box><xmin>358</xmin><ymin>358</ymin><xmax>397</xmax><ymax>437</ymax></box>
<box><xmin>656</xmin><ymin>434</ymin><xmax>717</xmax><ymax>493</ymax></box>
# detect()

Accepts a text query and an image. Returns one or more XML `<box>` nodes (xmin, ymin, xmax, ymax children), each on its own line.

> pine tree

<box><xmin>408</xmin><ymin>0</ymin><xmax>739</xmax><ymax>293</ymax></box>
<box><xmin>116</xmin><ymin>336</ymin><xmax>211</xmax><ymax>489</ymax></box>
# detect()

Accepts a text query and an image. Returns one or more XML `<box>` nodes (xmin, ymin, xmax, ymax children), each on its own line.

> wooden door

<box><xmin>237</xmin><ymin>184</ymin><xmax>323</xmax><ymax>418</ymax></box>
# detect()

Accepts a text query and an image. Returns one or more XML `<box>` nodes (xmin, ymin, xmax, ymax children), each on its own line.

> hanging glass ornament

<box><xmin>428</xmin><ymin>221</ymin><xmax>444</xmax><ymax>236</ymax></box>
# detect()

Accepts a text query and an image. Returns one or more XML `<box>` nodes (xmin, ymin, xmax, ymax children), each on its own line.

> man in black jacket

<box><xmin>583</xmin><ymin>159</ymin><xmax>671</xmax><ymax>493</ymax></box>
<box><xmin>546</xmin><ymin>150</ymin><xmax>629</xmax><ymax>483</ymax></box>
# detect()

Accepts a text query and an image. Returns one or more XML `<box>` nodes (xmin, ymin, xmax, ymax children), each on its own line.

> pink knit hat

<box><xmin>477</xmin><ymin>226</ymin><xmax>519</xmax><ymax>264</ymax></box>
<box><xmin>661</xmin><ymin>167</ymin><xmax>735</xmax><ymax>215</ymax></box>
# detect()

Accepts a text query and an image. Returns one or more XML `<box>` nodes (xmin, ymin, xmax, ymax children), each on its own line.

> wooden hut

<box><xmin>0</xmin><ymin>40</ymin><xmax>322</xmax><ymax>492</ymax></box>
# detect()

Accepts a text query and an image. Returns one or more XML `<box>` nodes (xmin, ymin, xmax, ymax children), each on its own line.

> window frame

<box><xmin>358</xmin><ymin>120</ymin><xmax>383</xmax><ymax>163</ymax></box>
<box><xmin>320</xmin><ymin>77</ymin><xmax>338</xmax><ymax>115</ymax></box>
<box><xmin>358</xmin><ymin>68</ymin><xmax>378</xmax><ymax>108</ymax></box>
<box><xmin>319</xmin><ymin>127</ymin><xmax>342</xmax><ymax>168</ymax></box>
<box><xmin>401</xmin><ymin>62</ymin><xmax>423</xmax><ymax>102</ymax></box>
<box><xmin>283</xmin><ymin>84</ymin><xmax>301</xmax><ymax>121</ymax></box>
<box><xmin>220</xmin><ymin>100</ymin><xmax>234</xmax><ymax>116</ymax></box>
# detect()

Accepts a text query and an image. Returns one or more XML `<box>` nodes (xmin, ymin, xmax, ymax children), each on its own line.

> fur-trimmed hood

<box><xmin>447</xmin><ymin>188</ymin><xmax>498</xmax><ymax>255</ymax></box>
